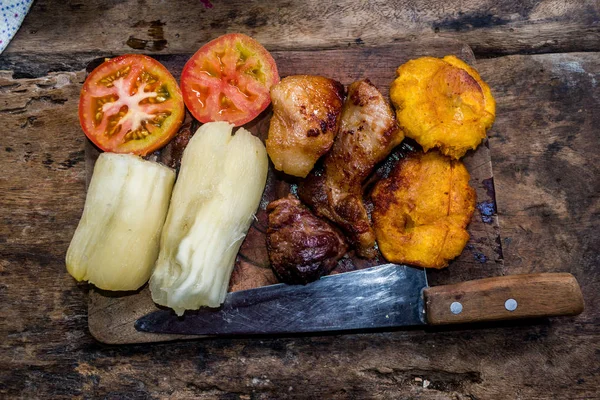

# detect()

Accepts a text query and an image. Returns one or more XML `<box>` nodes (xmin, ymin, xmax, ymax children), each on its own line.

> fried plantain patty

<box><xmin>390</xmin><ymin>55</ymin><xmax>495</xmax><ymax>159</ymax></box>
<box><xmin>372</xmin><ymin>151</ymin><xmax>476</xmax><ymax>268</ymax></box>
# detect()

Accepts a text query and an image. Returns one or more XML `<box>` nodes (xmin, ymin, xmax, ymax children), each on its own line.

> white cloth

<box><xmin>0</xmin><ymin>0</ymin><xmax>33</xmax><ymax>54</ymax></box>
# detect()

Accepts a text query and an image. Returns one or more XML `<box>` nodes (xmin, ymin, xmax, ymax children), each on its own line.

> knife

<box><xmin>135</xmin><ymin>264</ymin><xmax>584</xmax><ymax>336</ymax></box>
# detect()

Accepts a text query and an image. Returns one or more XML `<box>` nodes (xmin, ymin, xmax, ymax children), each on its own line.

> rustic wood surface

<box><xmin>88</xmin><ymin>38</ymin><xmax>505</xmax><ymax>345</ymax></box>
<box><xmin>0</xmin><ymin>1</ymin><xmax>599</xmax><ymax>399</ymax></box>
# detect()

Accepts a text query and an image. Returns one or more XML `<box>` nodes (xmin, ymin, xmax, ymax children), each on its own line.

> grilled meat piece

<box><xmin>266</xmin><ymin>194</ymin><xmax>348</xmax><ymax>284</ymax></box>
<box><xmin>299</xmin><ymin>79</ymin><xmax>404</xmax><ymax>258</ymax></box>
<box><xmin>266</xmin><ymin>75</ymin><xmax>344</xmax><ymax>178</ymax></box>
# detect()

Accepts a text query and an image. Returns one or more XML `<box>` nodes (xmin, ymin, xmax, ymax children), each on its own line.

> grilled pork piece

<box><xmin>266</xmin><ymin>75</ymin><xmax>344</xmax><ymax>178</ymax></box>
<box><xmin>299</xmin><ymin>79</ymin><xmax>404</xmax><ymax>258</ymax></box>
<box><xmin>266</xmin><ymin>194</ymin><xmax>348</xmax><ymax>284</ymax></box>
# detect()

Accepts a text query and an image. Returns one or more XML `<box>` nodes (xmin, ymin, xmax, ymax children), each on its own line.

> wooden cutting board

<box><xmin>85</xmin><ymin>38</ymin><xmax>502</xmax><ymax>344</ymax></box>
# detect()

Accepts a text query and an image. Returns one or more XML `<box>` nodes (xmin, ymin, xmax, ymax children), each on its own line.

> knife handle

<box><xmin>423</xmin><ymin>273</ymin><xmax>584</xmax><ymax>325</ymax></box>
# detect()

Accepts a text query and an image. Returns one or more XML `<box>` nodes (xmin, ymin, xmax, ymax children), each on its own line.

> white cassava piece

<box><xmin>66</xmin><ymin>153</ymin><xmax>175</xmax><ymax>290</ymax></box>
<box><xmin>150</xmin><ymin>122</ymin><xmax>269</xmax><ymax>315</ymax></box>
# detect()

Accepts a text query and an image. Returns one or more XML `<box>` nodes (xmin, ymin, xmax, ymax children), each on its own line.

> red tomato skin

<box><xmin>180</xmin><ymin>33</ymin><xmax>279</xmax><ymax>127</ymax></box>
<box><xmin>79</xmin><ymin>54</ymin><xmax>185</xmax><ymax>156</ymax></box>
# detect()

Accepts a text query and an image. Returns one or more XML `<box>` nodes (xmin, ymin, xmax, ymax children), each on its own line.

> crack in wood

<box><xmin>361</xmin><ymin>366</ymin><xmax>483</xmax><ymax>392</ymax></box>
<box><xmin>0</xmin><ymin>96</ymin><xmax>68</xmax><ymax>114</ymax></box>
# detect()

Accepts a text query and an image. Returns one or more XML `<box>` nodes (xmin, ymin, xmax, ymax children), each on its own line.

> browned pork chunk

<box><xmin>266</xmin><ymin>194</ymin><xmax>348</xmax><ymax>284</ymax></box>
<box><xmin>299</xmin><ymin>79</ymin><xmax>404</xmax><ymax>258</ymax></box>
<box><xmin>266</xmin><ymin>75</ymin><xmax>344</xmax><ymax>178</ymax></box>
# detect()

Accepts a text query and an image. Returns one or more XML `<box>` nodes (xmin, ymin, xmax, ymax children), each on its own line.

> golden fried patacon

<box><xmin>390</xmin><ymin>55</ymin><xmax>495</xmax><ymax>159</ymax></box>
<box><xmin>372</xmin><ymin>151</ymin><xmax>476</xmax><ymax>268</ymax></box>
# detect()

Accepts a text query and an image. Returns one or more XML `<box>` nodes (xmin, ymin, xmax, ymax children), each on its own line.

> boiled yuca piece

<box><xmin>150</xmin><ymin>122</ymin><xmax>269</xmax><ymax>315</ymax></box>
<box><xmin>66</xmin><ymin>153</ymin><xmax>175</xmax><ymax>290</ymax></box>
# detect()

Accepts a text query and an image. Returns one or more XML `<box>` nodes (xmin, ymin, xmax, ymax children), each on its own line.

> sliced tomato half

<box><xmin>180</xmin><ymin>33</ymin><xmax>280</xmax><ymax>126</ymax></box>
<box><xmin>79</xmin><ymin>54</ymin><xmax>185</xmax><ymax>155</ymax></box>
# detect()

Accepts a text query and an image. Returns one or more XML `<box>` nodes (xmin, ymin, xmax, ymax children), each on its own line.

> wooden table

<box><xmin>1</xmin><ymin>1</ymin><xmax>598</xmax><ymax>398</ymax></box>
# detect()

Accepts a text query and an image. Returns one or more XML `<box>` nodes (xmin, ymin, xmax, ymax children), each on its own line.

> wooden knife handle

<box><xmin>423</xmin><ymin>273</ymin><xmax>584</xmax><ymax>325</ymax></box>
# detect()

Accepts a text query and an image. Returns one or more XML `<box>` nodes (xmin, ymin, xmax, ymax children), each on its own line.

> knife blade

<box><xmin>136</xmin><ymin>264</ymin><xmax>427</xmax><ymax>335</ymax></box>
<box><xmin>135</xmin><ymin>264</ymin><xmax>584</xmax><ymax>336</ymax></box>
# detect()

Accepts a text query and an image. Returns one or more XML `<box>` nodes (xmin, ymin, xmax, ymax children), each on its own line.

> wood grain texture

<box><xmin>87</xmin><ymin>38</ymin><xmax>503</xmax><ymax>344</ymax></box>
<box><xmin>1</xmin><ymin>52</ymin><xmax>598</xmax><ymax>398</ymax></box>
<box><xmin>477</xmin><ymin>53</ymin><xmax>600</xmax><ymax>325</ymax></box>
<box><xmin>2</xmin><ymin>0</ymin><xmax>599</xmax><ymax>78</ymax></box>
<box><xmin>0</xmin><ymin>2</ymin><xmax>599</xmax><ymax>397</ymax></box>
<box><xmin>424</xmin><ymin>273</ymin><xmax>584</xmax><ymax>325</ymax></box>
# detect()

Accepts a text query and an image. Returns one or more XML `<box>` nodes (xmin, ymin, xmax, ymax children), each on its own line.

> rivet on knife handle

<box><xmin>423</xmin><ymin>273</ymin><xmax>584</xmax><ymax>325</ymax></box>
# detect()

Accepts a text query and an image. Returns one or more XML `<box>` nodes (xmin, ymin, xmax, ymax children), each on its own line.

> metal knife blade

<box><xmin>135</xmin><ymin>264</ymin><xmax>428</xmax><ymax>336</ymax></box>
